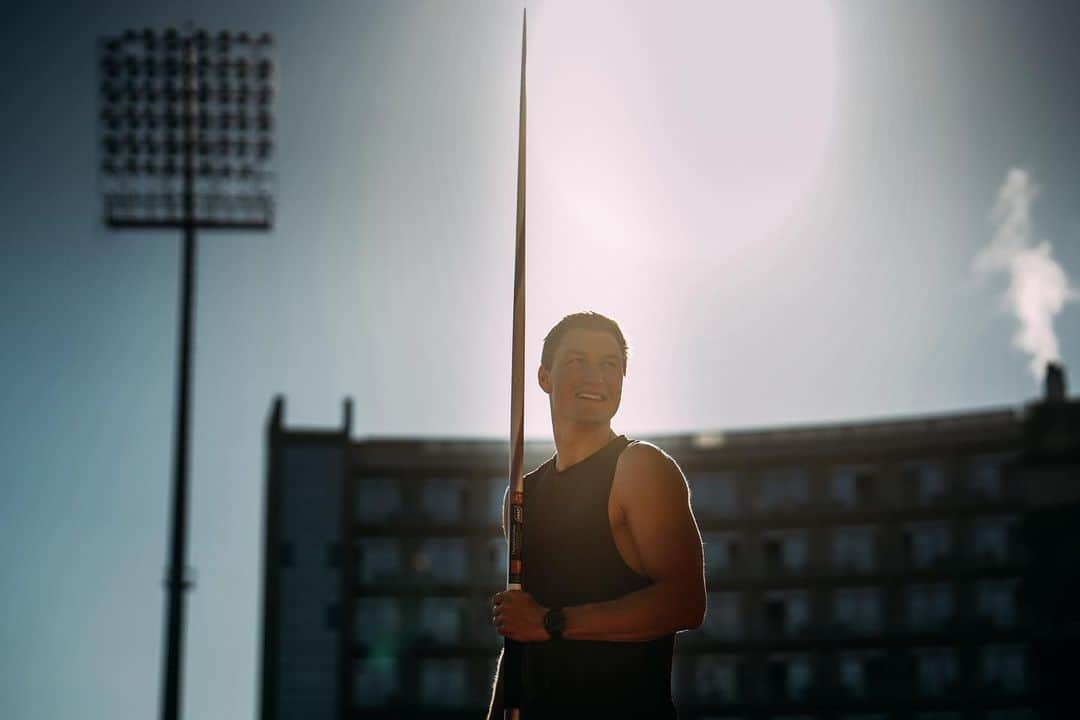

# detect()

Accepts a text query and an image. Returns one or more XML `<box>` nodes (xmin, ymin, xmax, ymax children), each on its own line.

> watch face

<box><xmin>544</xmin><ymin>609</ymin><xmax>565</xmax><ymax>634</ymax></box>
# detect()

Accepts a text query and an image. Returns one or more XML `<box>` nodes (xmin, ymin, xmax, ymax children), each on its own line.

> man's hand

<box><xmin>492</xmin><ymin>590</ymin><xmax>549</xmax><ymax>642</ymax></box>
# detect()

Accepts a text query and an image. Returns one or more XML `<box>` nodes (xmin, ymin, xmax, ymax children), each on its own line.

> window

<box><xmin>854</xmin><ymin>470</ymin><xmax>876</xmax><ymax>505</ymax></box>
<box><xmin>904</xmin><ymin>461</ymin><xmax>946</xmax><ymax>504</ymax></box>
<box><xmin>419</xmin><ymin>658</ymin><xmax>467</xmax><ymax>706</ymax></box>
<box><xmin>975</xmin><ymin>579</ymin><xmax>1017</xmax><ymax>627</ymax></box>
<box><xmin>279</xmin><ymin>541</ymin><xmax>294</xmax><ymax>567</ymax></box>
<box><xmin>905</xmin><ymin>522</ymin><xmax>951</xmax><ymax>568</ymax></box>
<box><xmin>422</xmin><ymin>477</ymin><xmax>467</xmax><ymax>524</ymax></box>
<box><xmin>833</xmin><ymin>526</ymin><xmax>876</xmax><ymax>572</ymax></box>
<box><xmin>920</xmin><ymin>463</ymin><xmax>947</xmax><ymax>503</ymax></box>
<box><xmin>833</xmin><ymin>588</ymin><xmax>881</xmax><ymax>634</ymax></box>
<box><xmin>969</xmin><ymin>455</ymin><xmax>1006</xmax><ymax>500</ymax></box>
<box><xmin>417</xmin><ymin>598</ymin><xmax>464</xmax><ymax>645</ymax></box>
<box><xmin>702</xmin><ymin>592</ymin><xmax>741</xmax><ymax>639</ymax></box>
<box><xmin>764</xmin><ymin>591</ymin><xmax>811</xmax><ymax>635</ymax></box>
<box><xmin>788</xmin><ymin>594</ymin><xmax>812</xmax><ymax>633</ymax></box>
<box><xmin>757</xmin><ymin>469</ymin><xmax>810</xmax><ymax>511</ymax></box>
<box><xmin>695</xmin><ymin>655</ymin><xmax>738</xmax><ymax>702</ymax></box>
<box><xmin>355</xmin><ymin>476</ymin><xmax>402</xmax><ymax>524</ymax></box>
<box><xmin>413</xmin><ymin>538</ymin><xmax>468</xmax><ymax>584</ymax></box>
<box><xmin>914</xmin><ymin>648</ymin><xmax>957</xmax><ymax>696</ymax></box>
<box><xmin>356</xmin><ymin>538</ymin><xmax>402</xmax><ymax>584</ymax></box>
<box><xmin>354</xmin><ymin>656</ymin><xmax>398</xmax><ymax>706</ymax></box>
<box><xmin>972</xmin><ymin>516</ymin><xmax>1016</xmax><ymax>564</ymax></box>
<box><xmin>689</xmin><ymin>471</ymin><xmax>740</xmax><ymax>517</ymax></box>
<box><xmin>487</xmin><ymin>537</ymin><xmax>507</xmax><ymax>583</ymax></box>
<box><xmin>703</xmin><ymin>532</ymin><xmax>742</xmax><ymax>578</ymax></box>
<box><xmin>764</xmin><ymin>538</ymin><xmax>783</xmax><ymax>572</ymax></box>
<box><xmin>839</xmin><ymin>653</ymin><xmax>868</xmax><ymax>697</ymax></box>
<box><xmin>832</xmin><ymin>468</ymin><xmax>857</xmax><ymax>508</ymax></box>
<box><xmin>907</xmin><ymin>584</ymin><xmax>954</xmax><ymax>630</ymax></box>
<box><xmin>485</xmin><ymin>478</ymin><xmax>507</xmax><ymax>525</ymax></box>
<box><xmin>763</xmin><ymin>530</ymin><xmax>809</xmax><ymax>573</ymax></box>
<box><xmin>839</xmin><ymin>652</ymin><xmax>884</xmax><ymax>699</ymax></box>
<box><xmin>354</xmin><ymin>598</ymin><xmax>401</xmax><ymax>646</ymax></box>
<box><xmin>831</xmin><ymin>466</ymin><xmax>877</xmax><ymax>508</ymax></box>
<box><xmin>767</xmin><ymin>655</ymin><xmax>813</xmax><ymax>700</ymax></box>
<box><xmin>981</xmin><ymin>645</ymin><xmax>1025</xmax><ymax>693</ymax></box>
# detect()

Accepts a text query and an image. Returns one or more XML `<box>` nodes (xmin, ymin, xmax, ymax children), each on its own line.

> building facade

<box><xmin>259</xmin><ymin>366</ymin><xmax>1078</xmax><ymax>720</ymax></box>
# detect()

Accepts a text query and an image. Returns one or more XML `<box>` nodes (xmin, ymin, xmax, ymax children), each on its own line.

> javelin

<box><xmin>503</xmin><ymin>8</ymin><xmax>527</xmax><ymax>720</ymax></box>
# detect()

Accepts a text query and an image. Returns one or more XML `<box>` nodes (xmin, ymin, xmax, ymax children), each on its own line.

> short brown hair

<box><xmin>541</xmin><ymin>312</ymin><xmax>628</xmax><ymax>375</ymax></box>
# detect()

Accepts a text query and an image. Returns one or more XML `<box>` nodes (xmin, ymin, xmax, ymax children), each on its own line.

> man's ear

<box><xmin>537</xmin><ymin>364</ymin><xmax>552</xmax><ymax>394</ymax></box>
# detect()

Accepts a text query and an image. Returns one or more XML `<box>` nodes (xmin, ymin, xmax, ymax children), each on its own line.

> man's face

<box><xmin>538</xmin><ymin>328</ymin><xmax>624</xmax><ymax>428</ymax></box>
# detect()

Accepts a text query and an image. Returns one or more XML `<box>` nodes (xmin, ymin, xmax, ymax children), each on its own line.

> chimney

<box><xmin>342</xmin><ymin>397</ymin><xmax>353</xmax><ymax>436</ymax></box>
<box><xmin>1045</xmin><ymin>362</ymin><xmax>1066</xmax><ymax>403</ymax></box>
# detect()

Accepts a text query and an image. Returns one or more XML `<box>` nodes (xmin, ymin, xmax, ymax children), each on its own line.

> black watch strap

<box><xmin>542</xmin><ymin>607</ymin><xmax>565</xmax><ymax>640</ymax></box>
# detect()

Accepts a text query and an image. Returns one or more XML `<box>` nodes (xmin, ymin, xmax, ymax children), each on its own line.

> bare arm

<box><xmin>562</xmin><ymin>443</ymin><xmax>706</xmax><ymax>642</ymax></box>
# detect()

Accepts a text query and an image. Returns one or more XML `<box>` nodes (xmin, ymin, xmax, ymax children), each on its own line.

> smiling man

<box><xmin>488</xmin><ymin>311</ymin><xmax>706</xmax><ymax>719</ymax></box>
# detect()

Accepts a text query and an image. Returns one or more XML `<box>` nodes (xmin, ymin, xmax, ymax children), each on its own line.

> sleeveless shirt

<box><xmin>520</xmin><ymin>435</ymin><xmax>677</xmax><ymax>718</ymax></box>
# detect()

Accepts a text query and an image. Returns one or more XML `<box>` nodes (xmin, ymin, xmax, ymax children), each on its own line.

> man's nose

<box><xmin>582</xmin><ymin>362</ymin><xmax>603</xmax><ymax>382</ymax></box>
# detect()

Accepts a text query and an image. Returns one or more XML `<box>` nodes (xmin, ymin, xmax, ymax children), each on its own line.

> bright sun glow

<box><xmin>525</xmin><ymin>1</ymin><xmax>837</xmax><ymax>433</ymax></box>
<box><xmin>531</xmin><ymin>0</ymin><xmax>836</xmax><ymax>256</ymax></box>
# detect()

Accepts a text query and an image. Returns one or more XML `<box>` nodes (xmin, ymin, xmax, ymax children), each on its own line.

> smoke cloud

<box><xmin>974</xmin><ymin>168</ymin><xmax>1078</xmax><ymax>382</ymax></box>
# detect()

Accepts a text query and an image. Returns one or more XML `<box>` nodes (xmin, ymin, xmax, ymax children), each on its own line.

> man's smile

<box><xmin>575</xmin><ymin>392</ymin><xmax>606</xmax><ymax>401</ymax></box>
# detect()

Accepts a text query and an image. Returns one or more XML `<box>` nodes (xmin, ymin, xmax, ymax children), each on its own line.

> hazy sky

<box><xmin>2</xmin><ymin>1</ymin><xmax>1078</xmax><ymax>718</ymax></box>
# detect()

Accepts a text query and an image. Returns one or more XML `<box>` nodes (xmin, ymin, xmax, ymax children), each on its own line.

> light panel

<box><xmin>98</xmin><ymin>27</ymin><xmax>276</xmax><ymax>228</ymax></box>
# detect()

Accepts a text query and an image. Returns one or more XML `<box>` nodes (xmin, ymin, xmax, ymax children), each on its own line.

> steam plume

<box><xmin>974</xmin><ymin>168</ymin><xmax>1077</xmax><ymax>382</ymax></box>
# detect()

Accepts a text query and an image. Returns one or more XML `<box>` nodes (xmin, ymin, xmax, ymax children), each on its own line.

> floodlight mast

<box><xmin>97</xmin><ymin>27</ymin><xmax>275</xmax><ymax>720</ymax></box>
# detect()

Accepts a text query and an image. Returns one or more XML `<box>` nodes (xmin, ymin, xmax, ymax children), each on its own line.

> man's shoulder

<box><xmin>615</xmin><ymin>441</ymin><xmax>686</xmax><ymax>493</ymax></box>
<box><xmin>618</xmin><ymin>440</ymin><xmax>680</xmax><ymax>470</ymax></box>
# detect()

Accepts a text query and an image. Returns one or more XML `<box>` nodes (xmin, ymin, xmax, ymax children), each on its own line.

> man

<box><xmin>488</xmin><ymin>311</ymin><xmax>706</xmax><ymax>718</ymax></box>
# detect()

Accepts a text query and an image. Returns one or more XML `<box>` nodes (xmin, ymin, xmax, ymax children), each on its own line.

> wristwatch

<box><xmin>542</xmin><ymin>607</ymin><xmax>565</xmax><ymax>641</ymax></box>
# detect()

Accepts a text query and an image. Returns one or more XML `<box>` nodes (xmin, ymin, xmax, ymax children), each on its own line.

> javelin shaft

<box><xmin>504</xmin><ymin>9</ymin><xmax>527</xmax><ymax>719</ymax></box>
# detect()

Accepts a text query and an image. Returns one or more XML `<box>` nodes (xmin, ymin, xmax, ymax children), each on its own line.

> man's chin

<box><xmin>553</xmin><ymin>400</ymin><xmax>619</xmax><ymax>427</ymax></box>
<box><xmin>569</xmin><ymin>411</ymin><xmax>614</xmax><ymax>427</ymax></box>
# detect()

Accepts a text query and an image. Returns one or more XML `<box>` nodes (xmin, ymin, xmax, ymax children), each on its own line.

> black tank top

<box><xmin>520</xmin><ymin>435</ymin><xmax>677</xmax><ymax>718</ymax></box>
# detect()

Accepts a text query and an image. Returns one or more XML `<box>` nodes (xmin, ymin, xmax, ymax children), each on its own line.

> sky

<box><xmin>2</xmin><ymin>1</ymin><xmax>1079</xmax><ymax>718</ymax></box>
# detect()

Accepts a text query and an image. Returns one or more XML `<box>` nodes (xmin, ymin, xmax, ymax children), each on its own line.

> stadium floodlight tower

<box><xmin>97</xmin><ymin>26</ymin><xmax>276</xmax><ymax>720</ymax></box>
